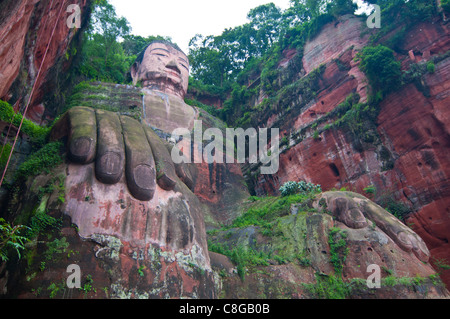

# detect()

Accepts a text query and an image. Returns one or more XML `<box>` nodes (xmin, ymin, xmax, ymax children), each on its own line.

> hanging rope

<box><xmin>0</xmin><ymin>0</ymin><xmax>66</xmax><ymax>188</ymax></box>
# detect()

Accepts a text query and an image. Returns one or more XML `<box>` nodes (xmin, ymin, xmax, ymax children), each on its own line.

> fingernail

<box><xmin>97</xmin><ymin>152</ymin><xmax>123</xmax><ymax>184</ymax></box>
<box><xmin>70</xmin><ymin>137</ymin><xmax>92</xmax><ymax>162</ymax></box>
<box><xmin>157</xmin><ymin>173</ymin><xmax>176</xmax><ymax>191</ymax></box>
<box><xmin>129</xmin><ymin>164</ymin><xmax>156</xmax><ymax>201</ymax></box>
<box><xmin>133</xmin><ymin>164</ymin><xmax>155</xmax><ymax>190</ymax></box>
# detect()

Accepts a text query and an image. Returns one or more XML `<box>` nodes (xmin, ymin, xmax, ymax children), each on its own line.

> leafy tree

<box><xmin>247</xmin><ymin>3</ymin><xmax>283</xmax><ymax>53</ymax></box>
<box><xmin>189</xmin><ymin>34</ymin><xmax>235</xmax><ymax>87</ymax></box>
<box><xmin>0</xmin><ymin>218</ymin><xmax>29</xmax><ymax>261</ymax></box>
<box><xmin>289</xmin><ymin>0</ymin><xmax>335</xmax><ymax>20</ymax></box>
<box><xmin>442</xmin><ymin>0</ymin><xmax>450</xmax><ymax>13</ymax></box>
<box><xmin>327</xmin><ymin>0</ymin><xmax>358</xmax><ymax>17</ymax></box>
<box><xmin>122</xmin><ymin>35</ymin><xmax>174</xmax><ymax>57</ymax></box>
<box><xmin>78</xmin><ymin>0</ymin><xmax>132</xmax><ymax>83</ymax></box>
<box><xmin>189</xmin><ymin>3</ymin><xmax>286</xmax><ymax>86</ymax></box>
<box><xmin>361</xmin><ymin>0</ymin><xmax>436</xmax><ymax>23</ymax></box>
<box><xmin>356</xmin><ymin>45</ymin><xmax>402</xmax><ymax>97</ymax></box>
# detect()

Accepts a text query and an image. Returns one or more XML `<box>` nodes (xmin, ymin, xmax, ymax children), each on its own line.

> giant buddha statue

<box><xmin>9</xmin><ymin>40</ymin><xmax>432</xmax><ymax>299</ymax></box>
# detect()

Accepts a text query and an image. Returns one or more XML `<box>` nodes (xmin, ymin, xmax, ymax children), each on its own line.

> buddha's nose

<box><xmin>166</xmin><ymin>59</ymin><xmax>181</xmax><ymax>74</ymax></box>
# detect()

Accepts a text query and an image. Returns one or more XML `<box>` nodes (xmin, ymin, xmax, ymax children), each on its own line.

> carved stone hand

<box><xmin>315</xmin><ymin>191</ymin><xmax>430</xmax><ymax>262</ymax></box>
<box><xmin>50</xmin><ymin>106</ymin><xmax>195</xmax><ymax>201</ymax></box>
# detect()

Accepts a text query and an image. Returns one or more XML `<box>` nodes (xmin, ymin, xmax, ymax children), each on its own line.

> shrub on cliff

<box><xmin>0</xmin><ymin>218</ymin><xmax>29</xmax><ymax>262</ymax></box>
<box><xmin>279</xmin><ymin>181</ymin><xmax>322</xmax><ymax>197</ymax></box>
<box><xmin>14</xmin><ymin>142</ymin><xmax>64</xmax><ymax>181</ymax></box>
<box><xmin>356</xmin><ymin>45</ymin><xmax>402</xmax><ymax>98</ymax></box>
<box><xmin>0</xmin><ymin>100</ymin><xmax>50</xmax><ymax>147</ymax></box>
<box><xmin>442</xmin><ymin>0</ymin><xmax>450</xmax><ymax>13</ymax></box>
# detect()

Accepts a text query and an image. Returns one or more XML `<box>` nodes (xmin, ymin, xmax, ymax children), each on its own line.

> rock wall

<box><xmin>0</xmin><ymin>0</ymin><xmax>92</xmax><ymax>124</ymax></box>
<box><xmin>251</xmin><ymin>15</ymin><xmax>450</xmax><ymax>287</ymax></box>
<box><xmin>1</xmin><ymin>5</ymin><xmax>449</xmax><ymax>299</ymax></box>
<box><xmin>208</xmin><ymin>191</ymin><xmax>449</xmax><ymax>299</ymax></box>
<box><xmin>3</xmin><ymin>163</ymin><xmax>217</xmax><ymax>299</ymax></box>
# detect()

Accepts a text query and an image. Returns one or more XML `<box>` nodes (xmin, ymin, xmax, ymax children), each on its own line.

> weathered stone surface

<box><xmin>1</xmin><ymin>3</ymin><xmax>449</xmax><ymax>299</ymax></box>
<box><xmin>0</xmin><ymin>0</ymin><xmax>91</xmax><ymax>124</ymax></box>
<box><xmin>3</xmin><ymin>161</ymin><xmax>216</xmax><ymax>299</ymax></box>
<box><xmin>251</xmin><ymin>15</ymin><xmax>450</xmax><ymax>289</ymax></box>
<box><xmin>95</xmin><ymin>110</ymin><xmax>126</xmax><ymax>184</ymax></box>
<box><xmin>208</xmin><ymin>192</ymin><xmax>449</xmax><ymax>299</ymax></box>
<box><xmin>302</xmin><ymin>15</ymin><xmax>369</xmax><ymax>74</ymax></box>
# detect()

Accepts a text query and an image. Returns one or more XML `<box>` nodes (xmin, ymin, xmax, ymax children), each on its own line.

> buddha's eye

<box><xmin>180</xmin><ymin>63</ymin><xmax>188</xmax><ymax>70</ymax></box>
<box><xmin>154</xmin><ymin>53</ymin><xmax>168</xmax><ymax>57</ymax></box>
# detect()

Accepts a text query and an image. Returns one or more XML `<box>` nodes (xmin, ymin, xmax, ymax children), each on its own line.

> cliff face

<box><xmin>1</xmin><ymin>4</ymin><xmax>449</xmax><ymax>299</ymax></box>
<box><xmin>0</xmin><ymin>0</ymin><xmax>91</xmax><ymax>124</ymax></box>
<box><xmin>250</xmin><ymin>15</ymin><xmax>450</xmax><ymax>287</ymax></box>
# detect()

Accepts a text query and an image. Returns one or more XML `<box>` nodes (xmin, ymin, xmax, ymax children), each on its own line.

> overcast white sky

<box><xmin>108</xmin><ymin>0</ymin><xmax>369</xmax><ymax>54</ymax></box>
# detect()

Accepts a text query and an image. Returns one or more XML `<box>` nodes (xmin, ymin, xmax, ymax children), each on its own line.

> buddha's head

<box><xmin>131</xmin><ymin>41</ymin><xmax>189</xmax><ymax>99</ymax></box>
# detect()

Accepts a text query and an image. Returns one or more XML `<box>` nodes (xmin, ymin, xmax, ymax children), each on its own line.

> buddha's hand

<box><xmin>315</xmin><ymin>191</ymin><xmax>430</xmax><ymax>262</ymax></box>
<box><xmin>50</xmin><ymin>106</ymin><xmax>196</xmax><ymax>201</ymax></box>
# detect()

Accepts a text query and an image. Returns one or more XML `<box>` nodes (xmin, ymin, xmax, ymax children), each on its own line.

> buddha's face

<box><xmin>131</xmin><ymin>42</ymin><xmax>190</xmax><ymax>98</ymax></box>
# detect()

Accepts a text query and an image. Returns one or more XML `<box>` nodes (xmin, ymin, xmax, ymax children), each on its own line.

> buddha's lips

<box><xmin>167</xmin><ymin>70</ymin><xmax>181</xmax><ymax>80</ymax></box>
<box><xmin>143</xmin><ymin>71</ymin><xmax>181</xmax><ymax>83</ymax></box>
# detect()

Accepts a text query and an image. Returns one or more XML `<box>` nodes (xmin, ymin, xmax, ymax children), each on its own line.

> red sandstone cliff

<box><xmin>1</xmin><ymin>4</ymin><xmax>449</xmax><ymax>298</ymax></box>
<box><xmin>251</xmin><ymin>15</ymin><xmax>450</xmax><ymax>287</ymax></box>
<box><xmin>0</xmin><ymin>0</ymin><xmax>91</xmax><ymax>124</ymax></box>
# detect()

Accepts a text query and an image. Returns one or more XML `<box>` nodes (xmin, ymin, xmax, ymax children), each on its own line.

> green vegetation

<box><xmin>427</xmin><ymin>61</ymin><xmax>436</xmax><ymax>74</ymax></box>
<box><xmin>184</xmin><ymin>98</ymin><xmax>221</xmax><ymax>119</ymax></box>
<box><xmin>303</xmin><ymin>273</ymin><xmax>442</xmax><ymax>299</ymax></box>
<box><xmin>78</xmin><ymin>0</ymin><xmax>131</xmax><ymax>83</ymax></box>
<box><xmin>0</xmin><ymin>100</ymin><xmax>50</xmax><ymax>147</ymax></box>
<box><xmin>0</xmin><ymin>143</ymin><xmax>12</xmax><ymax>172</ymax></box>
<box><xmin>26</xmin><ymin>210</ymin><xmax>61</xmax><ymax>240</ymax></box>
<box><xmin>356</xmin><ymin>45</ymin><xmax>402</xmax><ymax>97</ymax></box>
<box><xmin>44</xmin><ymin>238</ymin><xmax>69</xmax><ymax>262</ymax></box>
<box><xmin>328</xmin><ymin>227</ymin><xmax>349</xmax><ymax>275</ymax></box>
<box><xmin>47</xmin><ymin>280</ymin><xmax>67</xmax><ymax>299</ymax></box>
<box><xmin>208</xmin><ymin>243</ymin><xmax>272</xmax><ymax>280</ymax></box>
<box><xmin>77</xmin><ymin>0</ymin><xmax>173</xmax><ymax>84</ymax></box>
<box><xmin>14</xmin><ymin>142</ymin><xmax>64</xmax><ymax>181</ymax></box>
<box><xmin>76</xmin><ymin>0</ymin><xmax>184</xmax><ymax>85</ymax></box>
<box><xmin>189</xmin><ymin>0</ymin><xmax>356</xmax><ymax>88</ymax></box>
<box><xmin>279</xmin><ymin>181</ymin><xmax>322</xmax><ymax>197</ymax></box>
<box><xmin>228</xmin><ymin>193</ymin><xmax>316</xmax><ymax>234</ymax></box>
<box><xmin>185</xmin><ymin>0</ymin><xmax>440</xmax><ymax>134</ymax></box>
<box><xmin>367</xmin><ymin>0</ymin><xmax>438</xmax><ymax>50</ymax></box>
<box><xmin>0</xmin><ymin>218</ymin><xmax>29</xmax><ymax>262</ymax></box>
<box><xmin>208</xmin><ymin>192</ymin><xmax>322</xmax><ymax>279</ymax></box>
<box><xmin>363</xmin><ymin>184</ymin><xmax>376</xmax><ymax>195</ymax></box>
<box><xmin>442</xmin><ymin>0</ymin><xmax>450</xmax><ymax>13</ymax></box>
<box><xmin>432</xmin><ymin>257</ymin><xmax>450</xmax><ymax>270</ymax></box>
<box><xmin>376</xmin><ymin>193</ymin><xmax>410</xmax><ymax>221</ymax></box>
<box><xmin>81</xmin><ymin>274</ymin><xmax>96</xmax><ymax>296</ymax></box>
<box><xmin>303</xmin><ymin>273</ymin><xmax>358</xmax><ymax>299</ymax></box>
<box><xmin>65</xmin><ymin>81</ymin><xmax>142</xmax><ymax>120</ymax></box>
<box><xmin>187</xmin><ymin>1</ymin><xmax>356</xmax><ymax>126</ymax></box>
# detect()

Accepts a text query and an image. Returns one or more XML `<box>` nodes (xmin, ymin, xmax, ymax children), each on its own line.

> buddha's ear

<box><xmin>131</xmin><ymin>62</ymin><xmax>139</xmax><ymax>85</ymax></box>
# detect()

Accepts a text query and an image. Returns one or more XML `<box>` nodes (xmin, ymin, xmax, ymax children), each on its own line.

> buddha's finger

<box><xmin>67</xmin><ymin>106</ymin><xmax>97</xmax><ymax>164</ymax></box>
<box><xmin>95</xmin><ymin>109</ymin><xmax>125</xmax><ymax>184</ymax></box>
<box><xmin>120</xmin><ymin>115</ymin><xmax>156</xmax><ymax>201</ymax></box>
<box><xmin>143</xmin><ymin>126</ymin><xmax>177</xmax><ymax>191</ymax></box>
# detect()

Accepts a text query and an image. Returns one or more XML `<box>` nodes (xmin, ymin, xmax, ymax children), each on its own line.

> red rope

<box><xmin>0</xmin><ymin>0</ymin><xmax>66</xmax><ymax>188</ymax></box>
